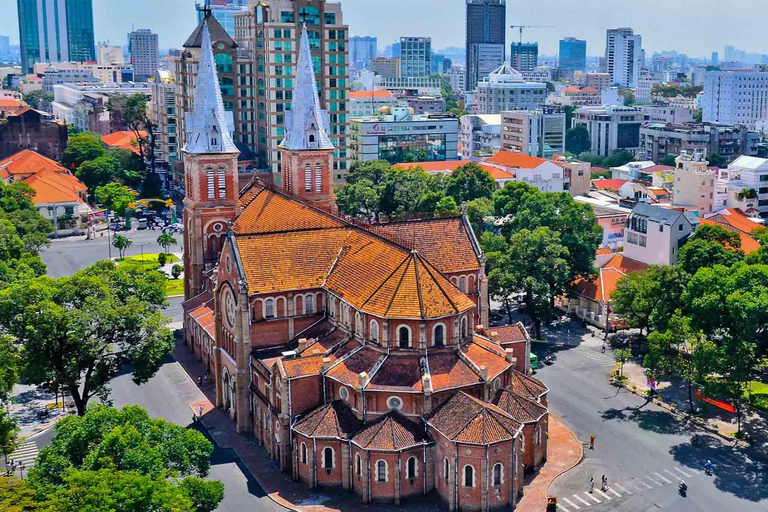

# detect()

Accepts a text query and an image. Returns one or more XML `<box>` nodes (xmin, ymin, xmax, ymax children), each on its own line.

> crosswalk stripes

<box><xmin>655</xmin><ymin>472</ymin><xmax>672</xmax><ymax>484</ymax></box>
<box><xmin>638</xmin><ymin>477</ymin><xmax>654</xmax><ymax>489</ymax></box>
<box><xmin>573</xmin><ymin>494</ymin><xmax>592</xmax><ymax>507</ymax></box>
<box><xmin>572</xmin><ymin>347</ymin><xmax>616</xmax><ymax>366</ymax></box>
<box><xmin>558</xmin><ymin>505</ymin><xmax>570</xmax><ymax>512</ymax></box>
<box><xmin>595</xmin><ymin>489</ymin><xmax>612</xmax><ymax>500</ymax></box>
<box><xmin>561</xmin><ymin>496</ymin><xmax>581</xmax><ymax>509</ymax></box>
<box><xmin>614</xmin><ymin>483</ymin><xmax>631</xmax><ymax>495</ymax></box>
<box><xmin>664</xmin><ymin>469</ymin><xmax>683</xmax><ymax>481</ymax></box>
<box><xmin>586</xmin><ymin>492</ymin><xmax>601</xmax><ymax>504</ymax></box>
<box><xmin>607</xmin><ymin>487</ymin><xmax>622</xmax><ymax>498</ymax></box>
<box><xmin>8</xmin><ymin>440</ymin><xmax>38</xmax><ymax>467</ymax></box>
<box><xmin>672</xmin><ymin>467</ymin><xmax>690</xmax><ymax>478</ymax></box>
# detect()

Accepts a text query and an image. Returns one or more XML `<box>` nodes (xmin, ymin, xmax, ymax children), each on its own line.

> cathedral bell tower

<box><xmin>181</xmin><ymin>20</ymin><xmax>240</xmax><ymax>300</ymax></box>
<box><xmin>278</xmin><ymin>25</ymin><xmax>335</xmax><ymax>210</ymax></box>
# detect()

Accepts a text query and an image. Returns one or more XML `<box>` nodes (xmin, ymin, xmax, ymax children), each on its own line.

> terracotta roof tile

<box><xmin>366</xmin><ymin>354</ymin><xmax>423</xmax><ymax>392</ymax></box>
<box><xmin>427</xmin><ymin>392</ymin><xmax>522</xmax><ymax>444</ymax></box>
<box><xmin>292</xmin><ymin>400</ymin><xmax>361</xmax><ymax>439</ymax></box>
<box><xmin>0</xmin><ymin>149</ymin><xmax>67</xmax><ymax>177</ymax></box>
<box><xmin>101</xmin><ymin>131</ymin><xmax>147</xmax><ymax>155</ymax></box>
<box><xmin>492</xmin><ymin>389</ymin><xmax>547</xmax><ymax>424</ymax></box>
<box><xmin>708</xmin><ymin>209</ymin><xmax>762</xmax><ymax>235</ymax></box>
<box><xmin>461</xmin><ymin>339</ymin><xmax>511</xmax><ymax>379</ymax></box>
<box><xmin>602</xmin><ymin>254</ymin><xmax>648</xmax><ymax>274</ymax></box>
<box><xmin>428</xmin><ymin>352</ymin><xmax>481</xmax><ymax>391</ymax></box>
<box><xmin>352</xmin><ymin>412</ymin><xmax>429</xmax><ymax>450</ymax></box>
<box><xmin>486</xmin><ymin>151</ymin><xmax>547</xmax><ymax>169</ymax></box>
<box><xmin>349</xmin><ymin>90</ymin><xmax>394</xmax><ymax>99</ymax></box>
<box><xmin>489</xmin><ymin>324</ymin><xmax>528</xmax><ymax>345</ymax></box>
<box><xmin>282</xmin><ymin>355</ymin><xmax>326</xmax><ymax>379</ymax></box>
<box><xmin>24</xmin><ymin>170</ymin><xmax>87</xmax><ymax>204</ymax></box>
<box><xmin>188</xmin><ymin>299</ymin><xmax>216</xmax><ymax>338</ymax></box>
<box><xmin>592</xmin><ymin>179</ymin><xmax>627</xmax><ymax>191</ymax></box>
<box><xmin>233</xmin><ymin>187</ymin><xmax>345</xmax><ymax>234</ymax></box>
<box><xmin>325</xmin><ymin>346</ymin><xmax>384</xmax><ymax>387</ymax></box>
<box><xmin>507</xmin><ymin>371</ymin><xmax>548</xmax><ymax>401</ymax></box>
<box><xmin>698</xmin><ymin>218</ymin><xmax>760</xmax><ymax>254</ymax></box>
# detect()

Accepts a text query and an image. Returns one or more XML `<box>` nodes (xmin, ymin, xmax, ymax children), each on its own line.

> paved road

<box><xmin>41</xmin><ymin>228</ymin><xmax>175</xmax><ymax>278</ymax></box>
<box><xmin>533</xmin><ymin>330</ymin><xmax>767</xmax><ymax>512</ymax></box>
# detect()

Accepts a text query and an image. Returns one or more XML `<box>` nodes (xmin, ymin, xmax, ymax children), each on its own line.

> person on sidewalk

<box><xmin>198</xmin><ymin>405</ymin><xmax>204</xmax><ymax>419</ymax></box>
<box><xmin>601</xmin><ymin>475</ymin><xmax>608</xmax><ymax>491</ymax></box>
<box><xmin>601</xmin><ymin>341</ymin><xmax>606</xmax><ymax>353</ymax></box>
<box><xmin>589</xmin><ymin>477</ymin><xmax>595</xmax><ymax>493</ymax></box>
<box><xmin>589</xmin><ymin>433</ymin><xmax>595</xmax><ymax>450</ymax></box>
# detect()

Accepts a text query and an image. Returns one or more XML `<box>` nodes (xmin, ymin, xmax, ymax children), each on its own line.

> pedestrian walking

<box><xmin>589</xmin><ymin>477</ymin><xmax>595</xmax><ymax>493</ymax></box>
<box><xmin>197</xmin><ymin>375</ymin><xmax>203</xmax><ymax>386</ymax></box>
<box><xmin>589</xmin><ymin>433</ymin><xmax>595</xmax><ymax>450</ymax></box>
<box><xmin>601</xmin><ymin>475</ymin><xmax>608</xmax><ymax>491</ymax></box>
<box><xmin>601</xmin><ymin>341</ymin><xmax>606</xmax><ymax>353</ymax></box>
<box><xmin>198</xmin><ymin>405</ymin><xmax>204</xmax><ymax>419</ymax></box>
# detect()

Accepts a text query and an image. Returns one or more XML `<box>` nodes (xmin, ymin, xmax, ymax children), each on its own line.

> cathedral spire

<box><xmin>184</xmin><ymin>21</ymin><xmax>238</xmax><ymax>154</ymax></box>
<box><xmin>280</xmin><ymin>25</ymin><xmax>334</xmax><ymax>151</ymax></box>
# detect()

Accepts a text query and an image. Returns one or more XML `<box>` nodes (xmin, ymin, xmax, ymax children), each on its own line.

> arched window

<box><xmin>463</xmin><ymin>465</ymin><xmax>474</xmax><ymax>488</ymax></box>
<box><xmin>370</xmin><ymin>320</ymin><xmax>379</xmax><ymax>342</ymax></box>
<box><xmin>305</xmin><ymin>294</ymin><xmax>315</xmax><ymax>314</ymax></box>
<box><xmin>314</xmin><ymin>163</ymin><xmax>322</xmax><ymax>192</ymax></box>
<box><xmin>461</xmin><ymin>317</ymin><xmax>468</xmax><ymax>339</ymax></box>
<box><xmin>301</xmin><ymin>443</ymin><xmax>307</xmax><ymax>464</ymax></box>
<box><xmin>433</xmin><ymin>324</ymin><xmax>445</xmax><ymax>347</ymax></box>
<box><xmin>535</xmin><ymin>424</ymin><xmax>542</xmax><ymax>445</ymax></box>
<box><xmin>521</xmin><ymin>432</ymin><xmax>526</xmax><ymax>453</ymax></box>
<box><xmin>355</xmin><ymin>312</ymin><xmax>363</xmax><ymax>334</ymax></box>
<box><xmin>304</xmin><ymin>163</ymin><xmax>312</xmax><ymax>192</ymax></box>
<box><xmin>344</xmin><ymin>305</ymin><xmax>350</xmax><ymax>327</ymax></box>
<box><xmin>265</xmin><ymin>298</ymin><xmax>275</xmax><ymax>319</ymax></box>
<box><xmin>406</xmin><ymin>456</ymin><xmax>417</xmax><ymax>480</ymax></box>
<box><xmin>309</xmin><ymin>134</ymin><xmax>316</xmax><ymax>143</ymax></box>
<box><xmin>492</xmin><ymin>463</ymin><xmax>503</xmax><ymax>486</ymax></box>
<box><xmin>257</xmin><ymin>55</ymin><xmax>264</xmax><ymax>73</ymax></box>
<box><xmin>459</xmin><ymin>276</ymin><xmax>467</xmax><ymax>293</ymax></box>
<box><xmin>444</xmin><ymin>458</ymin><xmax>450</xmax><ymax>483</ymax></box>
<box><xmin>398</xmin><ymin>325</ymin><xmax>411</xmax><ymax>349</ymax></box>
<box><xmin>355</xmin><ymin>453</ymin><xmax>362</xmax><ymax>477</ymax></box>
<box><xmin>323</xmin><ymin>447</ymin><xmax>333</xmax><ymax>470</ymax></box>
<box><xmin>376</xmin><ymin>460</ymin><xmax>387</xmax><ymax>482</ymax></box>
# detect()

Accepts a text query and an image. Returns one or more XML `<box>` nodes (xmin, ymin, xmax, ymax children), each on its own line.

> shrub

<box><xmin>171</xmin><ymin>264</ymin><xmax>183</xmax><ymax>280</ymax></box>
<box><xmin>158</xmin><ymin>252</ymin><xmax>167</xmax><ymax>266</ymax></box>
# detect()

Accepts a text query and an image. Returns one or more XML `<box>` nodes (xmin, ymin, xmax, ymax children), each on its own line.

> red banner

<box><xmin>694</xmin><ymin>390</ymin><xmax>735</xmax><ymax>414</ymax></box>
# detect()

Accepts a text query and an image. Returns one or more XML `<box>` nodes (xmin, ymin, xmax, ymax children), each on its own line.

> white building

<box><xmin>521</xmin><ymin>69</ymin><xmax>552</xmax><ymax>83</ymax></box>
<box><xmin>623</xmin><ymin>203</ymin><xmax>697</xmax><ymax>265</ymax></box>
<box><xmin>448</xmin><ymin>65</ymin><xmax>466</xmax><ymax>91</ymax></box>
<box><xmin>86</xmin><ymin>63</ymin><xmax>135</xmax><ymax>84</ymax></box>
<box><xmin>572</xmin><ymin>105</ymin><xmax>647</xmax><ymax>157</ymax></box>
<box><xmin>635</xmin><ymin>72</ymin><xmax>658</xmax><ymax>103</ymax></box>
<box><xmin>128</xmin><ymin>29</ymin><xmax>159</xmax><ymax>81</ymax></box>
<box><xmin>637</xmin><ymin>105</ymin><xmax>694</xmax><ymax>124</ymax></box>
<box><xmin>475</xmin><ymin>63</ymin><xmax>547</xmax><ymax>114</ymax></box>
<box><xmin>610</xmin><ymin>160</ymin><xmax>657</xmax><ymax>181</ymax></box>
<box><xmin>349</xmin><ymin>90</ymin><xmax>405</xmax><ymax>117</ymax></box>
<box><xmin>725</xmin><ymin>155</ymin><xmax>768</xmax><ymax>217</ymax></box>
<box><xmin>459</xmin><ymin>114</ymin><xmax>501</xmax><ymax>160</ymax></box>
<box><xmin>500</xmin><ymin>108</ymin><xmax>566</xmax><ymax>158</ymax></box>
<box><xmin>350</xmin><ymin>106</ymin><xmax>459</xmax><ymax>163</ymax></box>
<box><xmin>486</xmin><ymin>151</ymin><xmax>566</xmax><ymax>192</ymax></box>
<box><xmin>376</xmin><ymin>77</ymin><xmax>441</xmax><ymax>96</ymax></box>
<box><xmin>97</xmin><ymin>44</ymin><xmax>124</xmax><ymax>65</ymax></box>
<box><xmin>673</xmin><ymin>150</ymin><xmax>717</xmax><ymax>214</ymax></box>
<box><xmin>149</xmin><ymin>70</ymin><xmax>179</xmax><ymax>169</ymax></box>
<box><xmin>605</xmin><ymin>28</ymin><xmax>642</xmax><ymax>88</ymax></box>
<box><xmin>702</xmin><ymin>69</ymin><xmax>768</xmax><ymax>129</ymax></box>
<box><xmin>52</xmin><ymin>82</ymin><xmax>151</xmax><ymax>132</ymax></box>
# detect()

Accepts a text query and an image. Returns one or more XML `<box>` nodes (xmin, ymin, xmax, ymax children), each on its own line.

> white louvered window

<box><xmin>218</xmin><ymin>168</ymin><xmax>226</xmax><ymax>199</ymax></box>
<box><xmin>284</xmin><ymin>161</ymin><xmax>290</xmax><ymax>191</ymax></box>
<box><xmin>207</xmin><ymin>170</ymin><xmax>215</xmax><ymax>199</ymax></box>
<box><xmin>314</xmin><ymin>163</ymin><xmax>322</xmax><ymax>192</ymax></box>
<box><xmin>304</xmin><ymin>164</ymin><xmax>312</xmax><ymax>192</ymax></box>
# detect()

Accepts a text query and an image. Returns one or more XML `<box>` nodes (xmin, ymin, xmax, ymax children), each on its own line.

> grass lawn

<box><xmin>748</xmin><ymin>381</ymin><xmax>768</xmax><ymax>412</ymax></box>
<box><xmin>116</xmin><ymin>253</ymin><xmax>183</xmax><ymax>296</ymax></box>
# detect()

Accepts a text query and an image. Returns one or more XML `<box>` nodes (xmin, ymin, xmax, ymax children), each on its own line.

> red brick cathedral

<box><xmin>183</xmin><ymin>20</ymin><xmax>549</xmax><ymax>512</ymax></box>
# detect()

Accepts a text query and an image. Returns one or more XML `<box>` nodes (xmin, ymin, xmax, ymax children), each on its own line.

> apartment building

<box><xmin>128</xmin><ymin>29</ymin><xmax>159</xmax><ymax>81</ymax></box>
<box><xmin>639</xmin><ymin>122</ymin><xmax>759</xmax><ymax>164</ymax></box>
<box><xmin>605</xmin><ymin>28</ymin><xmax>642</xmax><ymax>88</ymax></box>
<box><xmin>349</xmin><ymin>90</ymin><xmax>404</xmax><ymax>117</ymax></box>
<box><xmin>369</xmin><ymin>57</ymin><xmax>400</xmax><ymax>78</ymax></box>
<box><xmin>400</xmin><ymin>37</ymin><xmax>431</xmax><ymax>77</ymax></box>
<box><xmin>572</xmin><ymin>105</ymin><xmax>647</xmax><ymax>156</ymax></box>
<box><xmin>475</xmin><ymin>63</ymin><xmax>547</xmax><ymax>114</ymax></box>
<box><xmin>702</xmin><ymin>69</ymin><xmax>768</xmax><ymax>129</ymax></box>
<box><xmin>500</xmin><ymin>108</ymin><xmax>566</xmax><ymax>158</ymax></box>
<box><xmin>623</xmin><ymin>203</ymin><xmax>696</xmax><ymax>265</ymax></box>
<box><xmin>459</xmin><ymin>114</ymin><xmax>501</xmax><ymax>160</ymax></box>
<box><xmin>672</xmin><ymin>150</ymin><xmax>717</xmax><ymax>214</ymax></box>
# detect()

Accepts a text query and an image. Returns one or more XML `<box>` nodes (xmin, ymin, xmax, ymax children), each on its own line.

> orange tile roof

<box><xmin>188</xmin><ymin>298</ymin><xmax>216</xmax><ymax>338</ymax></box>
<box><xmin>292</xmin><ymin>400</ymin><xmax>361</xmax><ymax>439</ymax></box>
<box><xmin>352</xmin><ymin>412</ymin><xmax>429</xmax><ymax>450</ymax></box>
<box><xmin>596</xmin><ymin>247</ymin><xmax>614</xmax><ymax>255</ymax></box>
<box><xmin>487</xmin><ymin>323</ymin><xmax>528</xmax><ymax>345</ymax></box>
<box><xmin>348</xmin><ymin>90</ymin><xmax>394</xmax><ymax>99</ymax></box>
<box><xmin>325</xmin><ymin>345</ymin><xmax>385</xmax><ymax>388</ymax></box>
<box><xmin>366</xmin><ymin>354</ymin><xmax>423</xmax><ymax>392</ymax></box>
<box><xmin>572</xmin><ymin>254</ymin><xmax>647</xmax><ymax>303</ymax></box>
<box><xmin>427</xmin><ymin>392</ymin><xmax>522</xmax><ymax>444</ymax></box>
<box><xmin>507</xmin><ymin>371</ymin><xmax>548</xmax><ymax>401</ymax></box>
<box><xmin>492</xmin><ymin>389</ymin><xmax>547</xmax><ymax>424</ymax></box>
<box><xmin>699</xmin><ymin>218</ymin><xmax>760</xmax><ymax>254</ymax></box>
<box><xmin>461</xmin><ymin>339</ymin><xmax>511</xmax><ymax>380</ymax></box>
<box><xmin>428</xmin><ymin>352</ymin><xmax>481</xmax><ymax>391</ymax></box>
<box><xmin>24</xmin><ymin>170</ymin><xmax>86</xmax><ymax>205</ymax></box>
<box><xmin>708</xmin><ymin>208</ymin><xmax>762</xmax><ymax>234</ymax></box>
<box><xmin>0</xmin><ymin>149</ymin><xmax>67</xmax><ymax>178</ymax></box>
<box><xmin>592</xmin><ymin>178</ymin><xmax>627</xmax><ymax>191</ymax></box>
<box><xmin>602</xmin><ymin>254</ymin><xmax>648</xmax><ymax>275</ymax></box>
<box><xmin>486</xmin><ymin>151</ymin><xmax>547</xmax><ymax>169</ymax></box>
<box><xmin>101</xmin><ymin>131</ymin><xmax>147</xmax><ymax>155</ymax></box>
<box><xmin>394</xmin><ymin>161</ymin><xmax>513</xmax><ymax>180</ymax></box>
<box><xmin>233</xmin><ymin>186</ymin><xmax>345</xmax><ymax>234</ymax></box>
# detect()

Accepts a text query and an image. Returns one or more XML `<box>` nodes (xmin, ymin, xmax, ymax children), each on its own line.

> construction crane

<box><xmin>510</xmin><ymin>25</ymin><xmax>554</xmax><ymax>46</ymax></box>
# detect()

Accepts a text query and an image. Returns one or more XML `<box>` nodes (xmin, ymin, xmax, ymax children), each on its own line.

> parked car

<box><xmin>167</xmin><ymin>223</ymin><xmax>183</xmax><ymax>234</ymax></box>
<box><xmin>137</xmin><ymin>218</ymin><xmax>148</xmax><ymax>230</ymax></box>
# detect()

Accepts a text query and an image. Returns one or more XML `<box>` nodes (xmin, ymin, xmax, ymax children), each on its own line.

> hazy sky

<box><xmin>1</xmin><ymin>0</ymin><xmax>767</xmax><ymax>58</ymax></box>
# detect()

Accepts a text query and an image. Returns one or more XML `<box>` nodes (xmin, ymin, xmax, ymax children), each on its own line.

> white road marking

<box><xmin>595</xmin><ymin>489</ymin><xmax>612</xmax><ymax>500</ymax></box>
<box><xmin>646</xmin><ymin>475</ymin><xmax>662</xmax><ymax>486</ymax></box>
<box><xmin>608</xmin><ymin>487</ymin><xmax>622</xmax><ymax>498</ymax></box>
<box><xmin>8</xmin><ymin>441</ymin><xmax>38</xmax><ymax>467</ymax></box>
<box><xmin>573</xmin><ymin>494</ymin><xmax>592</xmax><ymax>507</ymax></box>
<box><xmin>672</xmin><ymin>467</ymin><xmax>690</xmax><ymax>478</ymax></box>
<box><xmin>689</xmin><ymin>467</ymin><xmax>701</xmax><ymax>475</ymax></box>
<box><xmin>655</xmin><ymin>472</ymin><xmax>672</xmax><ymax>484</ymax></box>
<box><xmin>561</xmin><ymin>497</ymin><xmax>581</xmax><ymax>509</ymax></box>
<box><xmin>614</xmin><ymin>483</ymin><xmax>631</xmax><ymax>495</ymax></box>
<box><xmin>638</xmin><ymin>479</ymin><xmax>653</xmax><ymax>489</ymax></box>
<box><xmin>586</xmin><ymin>492</ymin><xmax>602</xmax><ymax>504</ymax></box>
<box><xmin>558</xmin><ymin>505</ymin><xmax>570</xmax><ymax>512</ymax></box>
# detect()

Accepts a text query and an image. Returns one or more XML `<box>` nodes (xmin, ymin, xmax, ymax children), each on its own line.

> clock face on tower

<box><xmin>225</xmin><ymin>289</ymin><xmax>236</xmax><ymax>329</ymax></box>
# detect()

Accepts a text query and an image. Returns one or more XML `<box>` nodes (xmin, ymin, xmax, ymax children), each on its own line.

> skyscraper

<box><xmin>128</xmin><ymin>29</ymin><xmax>159</xmax><ymax>81</ymax></box>
<box><xmin>196</xmin><ymin>2</ymin><xmax>248</xmax><ymax>37</ymax></box>
<box><xmin>17</xmin><ymin>0</ymin><xmax>96</xmax><ymax>74</ymax></box>
<box><xmin>465</xmin><ymin>0</ymin><xmax>506</xmax><ymax>91</ymax></box>
<box><xmin>510</xmin><ymin>42</ymin><xmax>538</xmax><ymax>72</ymax></box>
<box><xmin>605</xmin><ymin>28</ymin><xmax>642</xmax><ymax>88</ymax></box>
<box><xmin>559</xmin><ymin>37</ymin><xmax>586</xmax><ymax>71</ymax></box>
<box><xmin>400</xmin><ymin>37</ymin><xmax>431</xmax><ymax>77</ymax></box>
<box><xmin>711</xmin><ymin>52</ymin><xmax>719</xmax><ymax>64</ymax></box>
<box><xmin>350</xmin><ymin>36</ymin><xmax>377</xmax><ymax>68</ymax></box>
<box><xmin>0</xmin><ymin>36</ymin><xmax>9</xmax><ymax>60</ymax></box>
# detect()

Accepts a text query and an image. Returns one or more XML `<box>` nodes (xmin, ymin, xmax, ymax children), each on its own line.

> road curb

<box><xmin>545</xmin><ymin>416</ymin><xmax>585</xmax><ymax>495</ymax></box>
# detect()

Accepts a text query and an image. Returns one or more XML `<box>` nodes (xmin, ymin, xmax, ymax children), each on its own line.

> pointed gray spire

<box><xmin>184</xmin><ymin>22</ymin><xmax>238</xmax><ymax>154</ymax></box>
<box><xmin>280</xmin><ymin>25</ymin><xmax>334</xmax><ymax>151</ymax></box>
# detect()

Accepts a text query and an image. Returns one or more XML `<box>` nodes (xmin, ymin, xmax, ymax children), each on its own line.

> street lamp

<box><xmin>137</xmin><ymin>242</ymin><xmax>153</xmax><ymax>271</ymax></box>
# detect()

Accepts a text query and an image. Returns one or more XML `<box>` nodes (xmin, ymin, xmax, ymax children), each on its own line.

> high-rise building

<box><xmin>604</xmin><ymin>28</ymin><xmax>642</xmax><ymax>88</ymax></box>
<box><xmin>349</xmin><ymin>36</ymin><xmax>377</xmax><ymax>68</ymax></box>
<box><xmin>400</xmin><ymin>37</ymin><xmax>431</xmax><ymax>77</ymax></box>
<box><xmin>465</xmin><ymin>0</ymin><xmax>506</xmax><ymax>91</ymax></box>
<box><xmin>702</xmin><ymin>69</ymin><xmax>768</xmax><ymax>129</ymax></box>
<box><xmin>510</xmin><ymin>42</ymin><xmax>538</xmax><ymax>72</ymax></box>
<box><xmin>501</xmin><ymin>108</ymin><xmax>566</xmax><ymax>158</ymax></box>
<box><xmin>196</xmin><ymin>2</ymin><xmax>249</xmax><ymax>38</ymax></box>
<box><xmin>475</xmin><ymin>63</ymin><xmax>547</xmax><ymax>114</ymax></box>
<box><xmin>97</xmin><ymin>44</ymin><xmax>124</xmax><ymax>65</ymax></box>
<box><xmin>0</xmin><ymin>36</ymin><xmax>10</xmax><ymax>60</ymax></box>
<box><xmin>448</xmin><ymin>65</ymin><xmax>466</xmax><ymax>91</ymax></box>
<box><xmin>559</xmin><ymin>37</ymin><xmax>586</xmax><ymax>71</ymax></box>
<box><xmin>17</xmin><ymin>0</ymin><xmax>96</xmax><ymax>74</ymax></box>
<box><xmin>128</xmin><ymin>29</ymin><xmax>159</xmax><ymax>81</ymax></box>
<box><xmin>369</xmin><ymin>57</ymin><xmax>400</xmax><ymax>78</ymax></box>
<box><xmin>711</xmin><ymin>51</ymin><xmax>719</xmax><ymax>64</ymax></box>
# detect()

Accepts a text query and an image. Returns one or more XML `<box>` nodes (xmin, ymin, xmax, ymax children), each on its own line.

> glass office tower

<box><xmin>559</xmin><ymin>37</ymin><xmax>587</xmax><ymax>71</ymax></box>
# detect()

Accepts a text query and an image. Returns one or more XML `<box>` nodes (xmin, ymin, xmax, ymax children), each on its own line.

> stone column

<box><xmin>419</xmin><ymin>322</ymin><xmax>427</xmax><ymax>350</ymax></box>
<box><xmin>382</xmin><ymin>320</ymin><xmax>389</xmax><ymax>348</ymax></box>
<box><xmin>341</xmin><ymin>442</ymin><xmax>351</xmax><ymax>491</ymax></box>
<box><xmin>236</xmin><ymin>280</ymin><xmax>252</xmax><ymax>434</ymax></box>
<box><xmin>395</xmin><ymin>455</ymin><xmax>402</xmax><ymax>506</ymax></box>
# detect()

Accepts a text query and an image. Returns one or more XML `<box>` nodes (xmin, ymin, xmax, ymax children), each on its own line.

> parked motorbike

<box><xmin>679</xmin><ymin>480</ymin><xmax>687</xmax><ymax>497</ymax></box>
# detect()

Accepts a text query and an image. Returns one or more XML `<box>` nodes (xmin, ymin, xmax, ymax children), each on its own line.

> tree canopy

<box><xmin>62</xmin><ymin>132</ymin><xmax>107</xmax><ymax>171</ymax></box>
<box><xmin>565</xmin><ymin>125</ymin><xmax>591</xmax><ymax>155</ymax></box>
<box><xmin>95</xmin><ymin>182</ymin><xmax>138</xmax><ymax>217</ymax></box>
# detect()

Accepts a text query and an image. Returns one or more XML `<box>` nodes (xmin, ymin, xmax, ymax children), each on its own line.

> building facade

<box><xmin>400</xmin><ymin>37</ymin><xmax>431</xmax><ymax>77</ymax></box>
<box><xmin>465</xmin><ymin>0</ymin><xmax>506</xmax><ymax>91</ymax></box>
<box><xmin>449</xmin><ymin>65</ymin><xmax>466</xmax><ymax>91</ymax></box>
<box><xmin>725</xmin><ymin>156</ymin><xmax>768</xmax><ymax>217</ymax></box>
<box><xmin>369</xmin><ymin>57</ymin><xmax>400</xmax><ymax>79</ymax></box>
<box><xmin>128</xmin><ymin>29</ymin><xmax>159</xmax><ymax>82</ymax></box>
<box><xmin>604</xmin><ymin>28</ymin><xmax>642</xmax><ymax>88</ymax></box>
<box><xmin>349</xmin><ymin>36</ymin><xmax>377</xmax><ymax>68</ymax></box>
<box><xmin>17</xmin><ymin>0</ymin><xmax>96</xmax><ymax>73</ymax></box>
<box><xmin>0</xmin><ymin>108</ymin><xmax>68</xmax><ymax>161</ymax></box>
<box><xmin>702</xmin><ymin>69</ymin><xmax>768</xmax><ymax>129</ymax></box>
<box><xmin>349</xmin><ymin>90</ymin><xmax>405</xmax><ymax>118</ymax></box>
<box><xmin>459</xmin><ymin>114</ymin><xmax>501</xmax><ymax>160</ymax></box>
<box><xmin>52</xmin><ymin>82</ymin><xmax>152</xmax><ymax>134</ymax></box>
<box><xmin>197</xmin><ymin>2</ymin><xmax>249</xmax><ymax>37</ymax></box>
<box><xmin>636</xmin><ymin>105</ymin><xmax>693</xmax><ymax>125</ymax></box>
<box><xmin>586</xmin><ymin>72</ymin><xmax>611</xmax><ymax>91</ymax></box>
<box><xmin>500</xmin><ymin>108</ymin><xmax>566</xmax><ymax>158</ymax></box>
<box><xmin>400</xmin><ymin>95</ymin><xmax>445</xmax><ymax>115</ymax></box>
<box><xmin>639</xmin><ymin>122</ymin><xmax>759</xmax><ymax>164</ymax></box>
<box><xmin>149</xmin><ymin>70</ymin><xmax>179</xmax><ymax>171</ymax></box>
<box><xmin>97</xmin><ymin>44</ymin><xmax>124</xmax><ymax>64</ymax></box>
<box><xmin>475</xmin><ymin>63</ymin><xmax>547</xmax><ymax>114</ymax></box>
<box><xmin>623</xmin><ymin>203</ymin><xmax>696</xmax><ymax>265</ymax></box>
<box><xmin>673</xmin><ymin>150</ymin><xmax>716</xmax><ymax>214</ymax></box>
<box><xmin>572</xmin><ymin>105</ymin><xmax>647</xmax><ymax>157</ymax></box>
<box><xmin>486</xmin><ymin>151</ymin><xmax>567</xmax><ymax>193</ymax></box>
<box><xmin>559</xmin><ymin>37</ymin><xmax>586</xmax><ymax>71</ymax></box>
<box><xmin>350</xmin><ymin>106</ymin><xmax>459</xmax><ymax>164</ymax></box>
<box><xmin>510</xmin><ymin>42</ymin><xmax>538</xmax><ymax>72</ymax></box>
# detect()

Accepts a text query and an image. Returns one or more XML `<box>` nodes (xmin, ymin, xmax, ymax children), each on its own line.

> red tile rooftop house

<box><xmin>181</xmin><ymin>21</ymin><xmax>549</xmax><ymax>512</ymax></box>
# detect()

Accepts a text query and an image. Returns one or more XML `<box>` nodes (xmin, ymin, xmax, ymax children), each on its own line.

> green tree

<box><xmin>158</xmin><ymin>252</ymin><xmax>167</xmax><ymax>266</ymax></box>
<box><xmin>563</xmin><ymin>105</ymin><xmax>577</xmax><ymax>129</ymax></box>
<box><xmin>157</xmin><ymin>233</ymin><xmax>178</xmax><ymax>254</ymax></box>
<box><xmin>171</xmin><ymin>264</ymin><xmax>183</xmax><ymax>280</ymax></box>
<box><xmin>445</xmin><ymin>163</ymin><xmax>496</xmax><ymax>204</ymax></box>
<box><xmin>661</xmin><ymin>154</ymin><xmax>678</xmax><ymax>166</ymax></box>
<box><xmin>95</xmin><ymin>183</ymin><xmax>137</xmax><ymax>218</ymax></box>
<box><xmin>693</xmin><ymin>109</ymin><xmax>703</xmax><ymax>122</ymax></box>
<box><xmin>61</xmin><ymin>132</ymin><xmax>106</xmax><ymax>171</ymax></box>
<box><xmin>645</xmin><ymin>312</ymin><xmax>714</xmax><ymax>412</ymax></box>
<box><xmin>565</xmin><ymin>125</ymin><xmax>591</xmax><ymax>155</ymax></box>
<box><xmin>610</xmin><ymin>265</ymin><xmax>688</xmax><ymax>335</ymax></box>
<box><xmin>708</xmin><ymin>153</ymin><xmax>726</xmax><ymax>168</ymax></box>
<box><xmin>108</xmin><ymin>94</ymin><xmax>155</xmax><ymax>171</ymax></box>
<box><xmin>112</xmin><ymin>234</ymin><xmax>133</xmax><ymax>259</ymax></box>
<box><xmin>77</xmin><ymin>155</ymin><xmax>120</xmax><ymax>192</ymax></box>
<box><xmin>335</xmin><ymin>178</ymin><xmax>381</xmax><ymax>219</ymax></box>
<box><xmin>464</xmin><ymin>197</ymin><xmax>494</xmax><ymax>235</ymax></box>
<box><xmin>618</xmin><ymin>87</ymin><xmax>635</xmax><ymax>105</ymax></box>
<box><xmin>677</xmin><ymin>224</ymin><xmax>744</xmax><ymax>276</ymax></box>
<box><xmin>0</xmin><ymin>334</ymin><xmax>19</xmax><ymax>402</ymax></box>
<box><xmin>613</xmin><ymin>348</ymin><xmax>632</xmax><ymax>377</ymax></box>
<box><xmin>179</xmin><ymin>477</ymin><xmax>226</xmax><ymax>512</ymax></box>
<box><xmin>447</xmin><ymin>107</ymin><xmax>469</xmax><ymax>118</ymax></box>
<box><xmin>434</xmin><ymin>196</ymin><xmax>459</xmax><ymax>217</ymax></box>
<box><xmin>0</xmin><ymin>181</ymin><xmax>53</xmax><ymax>255</ymax></box>
<box><xmin>0</xmin><ymin>262</ymin><xmax>172</xmax><ymax>416</ymax></box>
<box><xmin>0</xmin><ymin>477</ymin><xmax>38</xmax><ymax>512</ymax></box>
<box><xmin>0</xmin><ymin>409</ymin><xmax>20</xmax><ymax>465</ymax></box>
<box><xmin>23</xmin><ymin>90</ymin><xmax>54</xmax><ymax>112</ymax></box>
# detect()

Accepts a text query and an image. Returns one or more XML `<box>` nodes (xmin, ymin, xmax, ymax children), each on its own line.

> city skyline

<box><xmin>2</xmin><ymin>0</ymin><xmax>768</xmax><ymax>59</ymax></box>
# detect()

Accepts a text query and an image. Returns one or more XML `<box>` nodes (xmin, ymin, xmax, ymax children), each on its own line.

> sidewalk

<box><xmin>516</xmin><ymin>416</ymin><xmax>583</xmax><ymax>512</ymax></box>
<box><xmin>7</xmin><ymin>384</ymin><xmax>72</xmax><ymax>439</ymax></box>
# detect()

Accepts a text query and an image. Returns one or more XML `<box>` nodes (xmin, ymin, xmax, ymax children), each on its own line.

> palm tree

<box><xmin>112</xmin><ymin>234</ymin><xmax>133</xmax><ymax>260</ymax></box>
<box><xmin>157</xmin><ymin>233</ymin><xmax>178</xmax><ymax>254</ymax></box>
